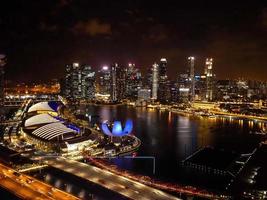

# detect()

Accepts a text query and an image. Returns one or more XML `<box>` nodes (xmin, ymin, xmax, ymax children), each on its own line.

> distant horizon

<box><xmin>2</xmin><ymin>57</ymin><xmax>267</xmax><ymax>84</ymax></box>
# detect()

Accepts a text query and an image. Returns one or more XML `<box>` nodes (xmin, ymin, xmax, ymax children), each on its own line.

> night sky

<box><xmin>1</xmin><ymin>0</ymin><xmax>267</xmax><ymax>82</ymax></box>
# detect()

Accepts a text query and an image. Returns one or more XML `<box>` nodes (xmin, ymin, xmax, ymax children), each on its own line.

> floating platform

<box><xmin>181</xmin><ymin>147</ymin><xmax>239</xmax><ymax>176</ymax></box>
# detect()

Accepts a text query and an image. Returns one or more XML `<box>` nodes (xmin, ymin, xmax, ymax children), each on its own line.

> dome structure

<box><xmin>101</xmin><ymin>119</ymin><xmax>133</xmax><ymax>137</ymax></box>
<box><xmin>24</xmin><ymin>113</ymin><xmax>61</xmax><ymax>127</ymax></box>
<box><xmin>28</xmin><ymin>101</ymin><xmax>59</xmax><ymax>113</ymax></box>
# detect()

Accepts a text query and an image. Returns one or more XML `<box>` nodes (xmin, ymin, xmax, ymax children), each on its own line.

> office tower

<box><xmin>63</xmin><ymin>63</ymin><xmax>95</xmax><ymax>100</ymax></box>
<box><xmin>125</xmin><ymin>63</ymin><xmax>142</xmax><ymax>100</ymax></box>
<box><xmin>188</xmin><ymin>56</ymin><xmax>195</xmax><ymax>102</ymax></box>
<box><xmin>144</xmin><ymin>67</ymin><xmax>152</xmax><ymax>90</ymax></box>
<box><xmin>82</xmin><ymin>65</ymin><xmax>95</xmax><ymax>100</ymax></box>
<box><xmin>125</xmin><ymin>63</ymin><xmax>135</xmax><ymax>99</ymax></box>
<box><xmin>204</xmin><ymin>58</ymin><xmax>214</xmax><ymax>101</ymax></box>
<box><xmin>111</xmin><ymin>63</ymin><xmax>117</xmax><ymax>102</ymax></box>
<box><xmin>116</xmin><ymin>64</ymin><xmax>126</xmax><ymax>101</ymax></box>
<box><xmin>111</xmin><ymin>63</ymin><xmax>126</xmax><ymax>102</ymax></box>
<box><xmin>178</xmin><ymin>73</ymin><xmax>190</xmax><ymax>103</ymax></box>
<box><xmin>137</xmin><ymin>88</ymin><xmax>151</xmax><ymax>101</ymax></box>
<box><xmin>0</xmin><ymin>54</ymin><xmax>6</xmax><ymax>107</ymax></box>
<box><xmin>98</xmin><ymin>66</ymin><xmax>111</xmax><ymax>95</ymax></box>
<box><xmin>64</xmin><ymin>63</ymin><xmax>80</xmax><ymax>99</ymax></box>
<box><xmin>151</xmin><ymin>63</ymin><xmax>159</xmax><ymax>100</ymax></box>
<box><xmin>158</xmin><ymin>58</ymin><xmax>168</xmax><ymax>103</ymax></box>
<box><xmin>194</xmin><ymin>75</ymin><xmax>207</xmax><ymax>101</ymax></box>
<box><xmin>169</xmin><ymin>80</ymin><xmax>179</xmax><ymax>103</ymax></box>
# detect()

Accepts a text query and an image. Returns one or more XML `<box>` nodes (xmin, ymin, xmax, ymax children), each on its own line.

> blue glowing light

<box><xmin>101</xmin><ymin>119</ymin><xmax>133</xmax><ymax>137</ymax></box>
<box><xmin>48</xmin><ymin>101</ymin><xmax>59</xmax><ymax>111</ymax></box>
<box><xmin>101</xmin><ymin>122</ymin><xmax>113</xmax><ymax>136</ymax></box>
<box><xmin>54</xmin><ymin>116</ymin><xmax>64</xmax><ymax>122</ymax></box>
<box><xmin>123</xmin><ymin>119</ymin><xmax>133</xmax><ymax>135</ymax></box>
<box><xmin>67</xmin><ymin>124</ymin><xmax>80</xmax><ymax>132</ymax></box>
<box><xmin>112</xmin><ymin>121</ymin><xmax>123</xmax><ymax>136</ymax></box>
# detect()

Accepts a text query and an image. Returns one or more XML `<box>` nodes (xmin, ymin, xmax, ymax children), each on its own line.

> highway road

<box><xmin>0</xmin><ymin>163</ymin><xmax>80</xmax><ymax>200</ymax></box>
<box><xmin>47</xmin><ymin>157</ymin><xmax>181</xmax><ymax>200</ymax></box>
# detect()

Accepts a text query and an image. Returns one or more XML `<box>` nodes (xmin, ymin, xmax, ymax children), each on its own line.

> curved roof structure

<box><xmin>28</xmin><ymin>101</ymin><xmax>59</xmax><ymax>113</ymax></box>
<box><xmin>101</xmin><ymin>119</ymin><xmax>133</xmax><ymax>137</ymax></box>
<box><xmin>32</xmin><ymin>122</ymin><xmax>78</xmax><ymax>141</ymax></box>
<box><xmin>24</xmin><ymin>113</ymin><xmax>61</xmax><ymax>127</ymax></box>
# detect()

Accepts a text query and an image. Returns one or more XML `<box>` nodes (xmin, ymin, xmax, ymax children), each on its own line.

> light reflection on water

<box><xmin>81</xmin><ymin>105</ymin><xmax>265</xmax><ymax>181</ymax></box>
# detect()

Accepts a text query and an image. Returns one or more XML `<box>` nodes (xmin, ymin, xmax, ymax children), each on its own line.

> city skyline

<box><xmin>1</xmin><ymin>1</ymin><xmax>267</xmax><ymax>199</ymax></box>
<box><xmin>1</xmin><ymin>0</ymin><xmax>267</xmax><ymax>82</ymax></box>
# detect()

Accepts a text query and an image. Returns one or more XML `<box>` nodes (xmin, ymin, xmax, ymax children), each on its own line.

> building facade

<box><xmin>151</xmin><ymin>63</ymin><xmax>159</xmax><ymax>101</ymax></box>
<box><xmin>177</xmin><ymin>73</ymin><xmax>190</xmax><ymax>103</ymax></box>
<box><xmin>138</xmin><ymin>88</ymin><xmax>151</xmax><ymax>101</ymax></box>
<box><xmin>111</xmin><ymin>63</ymin><xmax>126</xmax><ymax>102</ymax></box>
<box><xmin>98</xmin><ymin>66</ymin><xmax>111</xmax><ymax>95</ymax></box>
<box><xmin>0</xmin><ymin>55</ymin><xmax>6</xmax><ymax>107</ymax></box>
<box><xmin>158</xmin><ymin>58</ymin><xmax>168</xmax><ymax>103</ymax></box>
<box><xmin>125</xmin><ymin>63</ymin><xmax>142</xmax><ymax>100</ymax></box>
<box><xmin>204</xmin><ymin>58</ymin><xmax>215</xmax><ymax>101</ymax></box>
<box><xmin>188</xmin><ymin>56</ymin><xmax>195</xmax><ymax>102</ymax></box>
<box><xmin>82</xmin><ymin>65</ymin><xmax>95</xmax><ymax>100</ymax></box>
<box><xmin>63</xmin><ymin>63</ymin><xmax>95</xmax><ymax>100</ymax></box>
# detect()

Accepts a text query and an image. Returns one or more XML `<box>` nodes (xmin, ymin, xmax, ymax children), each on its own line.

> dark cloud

<box><xmin>58</xmin><ymin>0</ymin><xmax>73</xmax><ymax>7</ymax></box>
<box><xmin>1</xmin><ymin>0</ymin><xmax>267</xmax><ymax>82</ymax></box>
<box><xmin>71</xmin><ymin>19</ymin><xmax>112</xmax><ymax>36</ymax></box>
<box><xmin>143</xmin><ymin>24</ymin><xmax>169</xmax><ymax>43</ymax></box>
<box><xmin>39</xmin><ymin>22</ymin><xmax>58</xmax><ymax>32</ymax></box>
<box><xmin>261</xmin><ymin>8</ymin><xmax>267</xmax><ymax>29</ymax></box>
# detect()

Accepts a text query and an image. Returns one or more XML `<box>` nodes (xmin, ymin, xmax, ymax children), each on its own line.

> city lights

<box><xmin>1</xmin><ymin>1</ymin><xmax>267</xmax><ymax>200</ymax></box>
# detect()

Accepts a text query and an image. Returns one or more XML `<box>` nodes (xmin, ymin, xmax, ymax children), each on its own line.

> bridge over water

<box><xmin>45</xmin><ymin>157</ymin><xmax>180</xmax><ymax>200</ymax></box>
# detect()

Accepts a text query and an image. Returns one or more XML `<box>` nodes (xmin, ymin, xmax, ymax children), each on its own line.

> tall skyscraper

<box><xmin>116</xmin><ymin>64</ymin><xmax>126</xmax><ymax>101</ymax></box>
<box><xmin>82</xmin><ymin>65</ymin><xmax>95</xmax><ymax>100</ymax></box>
<box><xmin>137</xmin><ymin>88</ymin><xmax>151</xmax><ymax>101</ymax></box>
<box><xmin>111</xmin><ymin>63</ymin><xmax>117</xmax><ymax>102</ymax></box>
<box><xmin>188</xmin><ymin>56</ymin><xmax>195</xmax><ymax>102</ymax></box>
<box><xmin>169</xmin><ymin>80</ymin><xmax>179</xmax><ymax>103</ymax></box>
<box><xmin>204</xmin><ymin>58</ymin><xmax>214</xmax><ymax>101</ymax></box>
<box><xmin>98</xmin><ymin>66</ymin><xmax>111</xmax><ymax>95</ymax></box>
<box><xmin>151</xmin><ymin>63</ymin><xmax>159</xmax><ymax>100</ymax></box>
<box><xmin>63</xmin><ymin>63</ymin><xmax>95</xmax><ymax>100</ymax></box>
<box><xmin>125</xmin><ymin>63</ymin><xmax>142</xmax><ymax>100</ymax></box>
<box><xmin>158</xmin><ymin>58</ymin><xmax>168</xmax><ymax>103</ymax></box>
<box><xmin>64</xmin><ymin>63</ymin><xmax>80</xmax><ymax>99</ymax></box>
<box><xmin>178</xmin><ymin>73</ymin><xmax>190</xmax><ymax>103</ymax></box>
<box><xmin>111</xmin><ymin>63</ymin><xmax>126</xmax><ymax>102</ymax></box>
<box><xmin>0</xmin><ymin>55</ymin><xmax>6</xmax><ymax>107</ymax></box>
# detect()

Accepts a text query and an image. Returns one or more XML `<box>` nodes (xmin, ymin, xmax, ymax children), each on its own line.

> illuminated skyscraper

<box><xmin>0</xmin><ymin>54</ymin><xmax>6</xmax><ymax>107</ymax></box>
<box><xmin>188</xmin><ymin>56</ymin><xmax>195</xmax><ymax>102</ymax></box>
<box><xmin>158</xmin><ymin>58</ymin><xmax>168</xmax><ymax>103</ymax></box>
<box><xmin>116</xmin><ymin>64</ymin><xmax>126</xmax><ymax>101</ymax></box>
<box><xmin>125</xmin><ymin>63</ymin><xmax>142</xmax><ymax>100</ymax></box>
<box><xmin>170</xmin><ymin>80</ymin><xmax>179</xmax><ymax>103</ymax></box>
<box><xmin>204</xmin><ymin>58</ymin><xmax>214</xmax><ymax>101</ymax></box>
<box><xmin>111</xmin><ymin>63</ymin><xmax>126</xmax><ymax>102</ymax></box>
<box><xmin>63</xmin><ymin>63</ymin><xmax>95</xmax><ymax>100</ymax></box>
<box><xmin>111</xmin><ymin>63</ymin><xmax>117</xmax><ymax>102</ymax></box>
<box><xmin>151</xmin><ymin>63</ymin><xmax>159</xmax><ymax>100</ymax></box>
<box><xmin>81</xmin><ymin>65</ymin><xmax>95</xmax><ymax>100</ymax></box>
<box><xmin>178</xmin><ymin>73</ymin><xmax>190</xmax><ymax>103</ymax></box>
<box><xmin>138</xmin><ymin>88</ymin><xmax>151</xmax><ymax>101</ymax></box>
<box><xmin>64</xmin><ymin>63</ymin><xmax>80</xmax><ymax>99</ymax></box>
<box><xmin>98</xmin><ymin>66</ymin><xmax>111</xmax><ymax>95</ymax></box>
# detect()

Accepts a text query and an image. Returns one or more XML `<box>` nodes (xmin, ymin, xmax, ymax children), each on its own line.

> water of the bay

<box><xmin>80</xmin><ymin>105</ymin><xmax>265</xmax><ymax>191</ymax></box>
